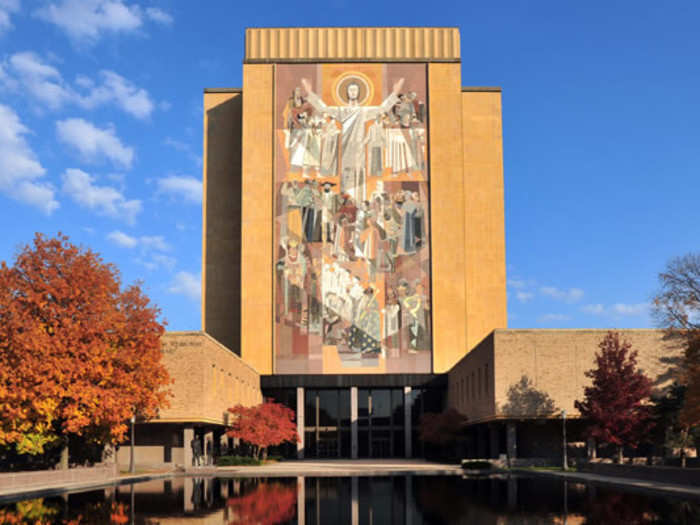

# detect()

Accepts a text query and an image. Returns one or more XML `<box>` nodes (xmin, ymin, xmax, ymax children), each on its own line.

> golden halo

<box><xmin>332</xmin><ymin>72</ymin><xmax>374</xmax><ymax>106</ymax></box>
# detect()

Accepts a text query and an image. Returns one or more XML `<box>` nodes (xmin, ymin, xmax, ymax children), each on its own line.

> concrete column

<box><xmin>477</xmin><ymin>426</ymin><xmax>487</xmax><ymax>458</ymax></box>
<box><xmin>203</xmin><ymin>430</ymin><xmax>214</xmax><ymax>465</ymax></box>
<box><xmin>351</xmin><ymin>476</ymin><xmax>359</xmax><ymax>525</ymax></box>
<box><xmin>404</xmin><ymin>386</ymin><xmax>412</xmax><ymax>458</ymax></box>
<box><xmin>297</xmin><ymin>477</ymin><xmax>305</xmax><ymax>525</ymax></box>
<box><xmin>587</xmin><ymin>437</ymin><xmax>597</xmax><ymax>460</ymax></box>
<box><xmin>489</xmin><ymin>424</ymin><xmax>499</xmax><ymax>459</ymax></box>
<box><xmin>296</xmin><ymin>387</ymin><xmax>305</xmax><ymax>459</ymax></box>
<box><xmin>351</xmin><ymin>386</ymin><xmax>358</xmax><ymax>459</ymax></box>
<box><xmin>507</xmin><ymin>475</ymin><xmax>517</xmax><ymax>510</ymax></box>
<box><xmin>405</xmin><ymin>475</ymin><xmax>413</xmax><ymax>525</ymax></box>
<box><xmin>506</xmin><ymin>422</ymin><xmax>517</xmax><ymax>464</ymax></box>
<box><xmin>184</xmin><ymin>477</ymin><xmax>193</xmax><ymax>512</ymax></box>
<box><xmin>183</xmin><ymin>427</ymin><xmax>194</xmax><ymax>468</ymax></box>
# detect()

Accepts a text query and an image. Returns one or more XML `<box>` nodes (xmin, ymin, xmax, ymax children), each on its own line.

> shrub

<box><xmin>216</xmin><ymin>455</ymin><xmax>262</xmax><ymax>466</ymax></box>
<box><xmin>461</xmin><ymin>460</ymin><xmax>492</xmax><ymax>470</ymax></box>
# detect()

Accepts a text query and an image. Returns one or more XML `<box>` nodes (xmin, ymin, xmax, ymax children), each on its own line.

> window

<box><xmin>478</xmin><ymin>367</ymin><xmax>482</xmax><ymax>400</ymax></box>
<box><xmin>485</xmin><ymin>364</ymin><xmax>489</xmax><ymax>394</ymax></box>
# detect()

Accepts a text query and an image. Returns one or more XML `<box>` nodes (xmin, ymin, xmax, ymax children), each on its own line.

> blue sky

<box><xmin>0</xmin><ymin>1</ymin><xmax>698</xmax><ymax>331</ymax></box>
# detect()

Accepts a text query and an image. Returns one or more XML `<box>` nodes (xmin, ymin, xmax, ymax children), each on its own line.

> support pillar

<box><xmin>507</xmin><ymin>475</ymin><xmax>517</xmax><ymax>509</ymax></box>
<box><xmin>587</xmin><ymin>437</ymin><xmax>597</xmax><ymax>460</ymax></box>
<box><xmin>184</xmin><ymin>477</ymin><xmax>193</xmax><ymax>512</ymax></box>
<box><xmin>203</xmin><ymin>430</ymin><xmax>214</xmax><ymax>466</ymax></box>
<box><xmin>506</xmin><ymin>422</ymin><xmax>517</xmax><ymax>465</ymax></box>
<box><xmin>183</xmin><ymin>427</ymin><xmax>194</xmax><ymax>468</ymax></box>
<box><xmin>405</xmin><ymin>475</ymin><xmax>413</xmax><ymax>525</ymax></box>
<box><xmin>296</xmin><ymin>387</ymin><xmax>305</xmax><ymax>459</ymax></box>
<box><xmin>489</xmin><ymin>424</ymin><xmax>499</xmax><ymax>459</ymax></box>
<box><xmin>477</xmin><ymin>426</ymin><xmax>488</xmax><ymax>458</ymax></box>
<box><xmin>297</xmin><ymin>477</ymin><xmax>306</xmax><ymax>525</ymax></box>
<box><xmin>404</xmin><ymin>386</ymin><xmax>412</xmax><ymax>458</ymax></box>
<box><xmin>351</xmin><ymin>387</ymin><xmax>358</xmax><ymax>459</ymax></box>
<box><xmin>351</xmin><ymin>476</ymin><xmax>359</xmax><ymax>525</ymax></box>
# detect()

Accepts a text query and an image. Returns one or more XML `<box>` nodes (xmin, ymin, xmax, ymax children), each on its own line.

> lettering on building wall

<box><xmin>274</xmin><ymin>64</ymin><xmax>432</xmax><ymax>373</ymax></box>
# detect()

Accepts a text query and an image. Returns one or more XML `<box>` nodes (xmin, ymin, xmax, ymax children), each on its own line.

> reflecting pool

<box><xmin>1</xmin><ymin>475</ymin><xmax>698</xmax><ymax>524</ymax></box>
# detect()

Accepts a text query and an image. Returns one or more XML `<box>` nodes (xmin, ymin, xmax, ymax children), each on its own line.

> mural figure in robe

<box><xmin>301</xmin><ymin>77</ymin><xmax>405</xmax><ymax>202</ymax></box>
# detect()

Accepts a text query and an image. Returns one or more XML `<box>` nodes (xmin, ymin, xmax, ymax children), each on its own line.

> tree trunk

<box><xmin>59</xmin><ymin>439</ymin><xmax>69</xmax><ymax>470</ymax></box>
<box><xmin>261</xmin><ymin>448</ymin><xmax>268</xmax><ymax>461</ymax></box>
<box><xmin>616</xmin><ymin>446</ymin><xmax>623</xmax><ymax>464</ymax></box>
<box><xmin>680</xmin><ymin>448</ymin><xmax>687</xmax><ymax>468</ymax></box>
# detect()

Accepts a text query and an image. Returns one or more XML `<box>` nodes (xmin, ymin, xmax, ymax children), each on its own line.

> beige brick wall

<box><xmin>202</xmin><ymin>91</ymin><xmax>243</xmax><ymax>354</ymax></box>
<box><xmin>448</xmin><ymin>329</ymin><xmax>683</xmax><ymax>422</ymax></box>
<box><xmin>157</xmin><ymin>332</ymin><xmax>262</xmax><ymax>425</ymax></box>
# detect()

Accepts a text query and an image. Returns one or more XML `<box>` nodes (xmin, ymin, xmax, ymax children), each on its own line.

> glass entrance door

<box><xmin>358</xmin><ymin>388</ymin><xmax>405</xmax><ymax>458</ymax></box>
<box><xmin>304</xmin><ymin>389</ymin><xmax>351</xmax><ymax>458</ymax></box>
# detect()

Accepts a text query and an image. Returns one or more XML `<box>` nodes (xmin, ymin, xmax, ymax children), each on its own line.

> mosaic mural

<box><xmin>274</xmin><ymin>64</ymin><xmax>432</xmax><ymax>373</ymax></box>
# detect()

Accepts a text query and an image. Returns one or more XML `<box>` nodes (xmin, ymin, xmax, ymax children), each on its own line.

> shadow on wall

<box><xmin>499</xmin><ymin>375</ymin><xmax>559</xmax><ymax>417</ymax></box>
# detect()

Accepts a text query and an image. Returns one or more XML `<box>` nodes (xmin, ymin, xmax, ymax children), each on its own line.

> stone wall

<box><xmin>448</xmin><ymin>329</ymin><xmax>683</xmax><ymax>422</ymax></box>
<box><xmin>158</xmin><ymin>332</ymin><xmax>262</xmax><ymax>425</ymax></box>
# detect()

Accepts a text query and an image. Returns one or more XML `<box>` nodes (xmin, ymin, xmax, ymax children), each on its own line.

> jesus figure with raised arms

<box><xmin>301</xmin><ymin>77</ymin><xmax>404</xmax><ymax>202</ymax></box>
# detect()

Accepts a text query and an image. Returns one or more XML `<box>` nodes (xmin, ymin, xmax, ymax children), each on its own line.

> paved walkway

<box><xmin>187</xmin><ymin>459</ymin><xmax>463</xmax><ymax>477</ymax></box>
<box><xmin>516</xmin><ymin>468</ymin><xmax>700</xmax><ymax>499</ymax></box>
<box><xmin>0</xmin><ymin>471</ymin><xmax>173</xmax><ymax>503</ymax></box>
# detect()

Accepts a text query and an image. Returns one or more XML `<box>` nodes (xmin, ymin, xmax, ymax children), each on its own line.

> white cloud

<box><xmin>611</xmin><ymin>302</ymin><xmax>649</xmax><ymax>316</ymax></box>
<box><xmin>515</xmin><ymin>291</ymin><xmax>534</xmax><ymax>303</ymax></box>
<box><xmin>34</xmin><ymin>0</ymin><xmax>143</xmax><ymax>42</ymax></box>
<box><xmin>145</xmin><ymin>6</ymin><xmax>172</xmax><ymax>25</ymax></box>
<box><xmin>537</xmin><ymin>313</ymin><xmax>571</xmax><ymax>323</ymax></box>
<box><xmin>168</xmin><ymin>271</ymin><xmax>200</xmax><ymax>302</ymax></box>
<box><xmin>139</xmin><ymin>235</ymin><xmax>169</xmax><ymax>252</ymax></box>
<box><xmin>163</xmin><ymin>137</ymin><xmax>201</xmax><ymax>166</ymax></box>
<box><xmin>7</xmin><ymin>51</ymin><xmax>74</xmax><ymax>109</ymax></box>
<box><xmin>80</xmin><ymin>70</ymin><xmax>154</xmax><ymax>119</ymax></box>
<box><xmin>507</xmin><ymin>278</ymin><xmax>529</xmax><ymax>289</ymax></box>
<box><xmin>56</xmin><ymin>118</ymin><xmax>134</xmax><ymax>168</ymax></box>
<box><xmin>580</xmin><ymin>302</ymin><xmax>649</xmax><ymax>317</ymax></box>
<box><xmin>137</xmin><ymin>253</ymin><xmax>176</xmax><ymax>271</ymax></box>
<box><xmin>0</xmin><ymin>104</ymin><xmax>59</xmax><ymax>214</ymax></box>
<box><xmin>156</xmin><ymin>175</ymin><xmax>202</xmax><ymax>204</ymax></box>
<box><xmin>62</xmin><ymin>168</ymin><xmax>141</xmax><ymax>223</ymax></box>
<box><xmin>540</xmin><ymin>286</ymin><xmax>584</xmax><ymax>303</ymax></box>
<box><xmin>0</xmin><ymin>0</ymin><xmax>20</xmax><ymax>34</ymax></box>
<box><xmin>107</xmin><ymin>229</ymin><xmax>137</xmax><ymax>248</ymax></box>
<box><xmin>107</xmin><ymin>230</ymin><xmax>174</xmax><ymax>271</ymax></box>
<box><xmin>582</xmin><ymin>303</ymin><xmax>605</xmax><ymax>315</ymax></box>
<box><xmin>3</xmin><ymin>52</ymin><xmax>155</xmax><ymax>118</ymax></box>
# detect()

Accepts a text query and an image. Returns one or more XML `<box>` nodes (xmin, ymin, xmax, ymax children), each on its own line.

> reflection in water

<box><xmin>0</xmin><ymin>475</ymin><xmax>698</xmax><ymax>524</ymax></box>
<box><xmin>227</xmin><ymin>480</ymin><xmax>296</xmax><ymax>525</ymax></box>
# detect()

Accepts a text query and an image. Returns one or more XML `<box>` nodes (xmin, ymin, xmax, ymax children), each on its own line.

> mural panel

<box><xmin>274</xmin><ymin>64</ymin><xmax>432</xmax><ymax>374</ymax></box>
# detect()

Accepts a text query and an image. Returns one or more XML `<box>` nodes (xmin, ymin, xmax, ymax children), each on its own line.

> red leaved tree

<box><xmin>574</xmin><ymin>331</ymin><xmax>654</xmax><ymax>462</ymax></box>
<box><xmin>0</xmin><ymin>233</ymin><xmax>171</xmax><ymax>467</ymax></box>
<box><xmin>418</xmin><ymin>408</ymin><xmax>468</xmax><ymax>448</ymax></box>
<box><xmin>226</xmin><ymin>400</ymin><xmax>298</xmax><ymax>460</ymax></box>
<box><xmin>226</xmin><ymin>482</ymin><xmax>297</xmax><ymax>525</ymax></box>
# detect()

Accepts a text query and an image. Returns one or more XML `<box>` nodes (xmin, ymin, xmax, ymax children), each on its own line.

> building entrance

<box><xmin>304</xmin><ymin>389</ymin><xmax>351</xmax><ymax>458</ymax></box>
<box><xmin>358</xmin><ymin>388</ymin><xmax>404</xmax><ymax>458</ymax></box>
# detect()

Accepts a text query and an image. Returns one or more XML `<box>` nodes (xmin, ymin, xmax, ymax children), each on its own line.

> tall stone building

<box><xmin>120</xmin><ymin>27</ymin><xmax>677</xmax><ymax>468</ymax></box>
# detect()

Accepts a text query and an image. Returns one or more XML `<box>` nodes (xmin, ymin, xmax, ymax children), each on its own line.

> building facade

<box><xmin>121</xmin><ymin>27</ymin><xmax>676</xmax><ymax>468</ymax></box>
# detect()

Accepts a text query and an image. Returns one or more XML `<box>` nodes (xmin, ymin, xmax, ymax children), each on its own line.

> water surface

<box><xmin>1</xmin><ymin>474</ymin><xmax>698</xmax><ymax>524</ymax></box>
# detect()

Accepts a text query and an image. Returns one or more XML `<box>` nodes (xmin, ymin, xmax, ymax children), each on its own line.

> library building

<box><xmin>119</xmin><ymin>27</ymin><xmax>678</xmax><ymax>468</ymax></box>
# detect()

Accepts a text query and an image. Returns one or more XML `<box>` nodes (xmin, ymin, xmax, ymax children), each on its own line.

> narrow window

<box><xmin>478</xmin><ymin>367</ymin><xmax>482</xmax><ymax>400</ymax></box>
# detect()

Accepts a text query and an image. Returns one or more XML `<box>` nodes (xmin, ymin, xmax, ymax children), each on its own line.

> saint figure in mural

<box><xmin>300</xmin><ymin>77</ymin><xmax>405</xmax><ymax>201</ymax></box>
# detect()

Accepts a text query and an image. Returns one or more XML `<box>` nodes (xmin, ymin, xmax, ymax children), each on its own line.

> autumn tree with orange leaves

<box><xmin>0</xmin><ymin>233</ymin><xmax>171</xmax><ymax>468</ymax></box>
